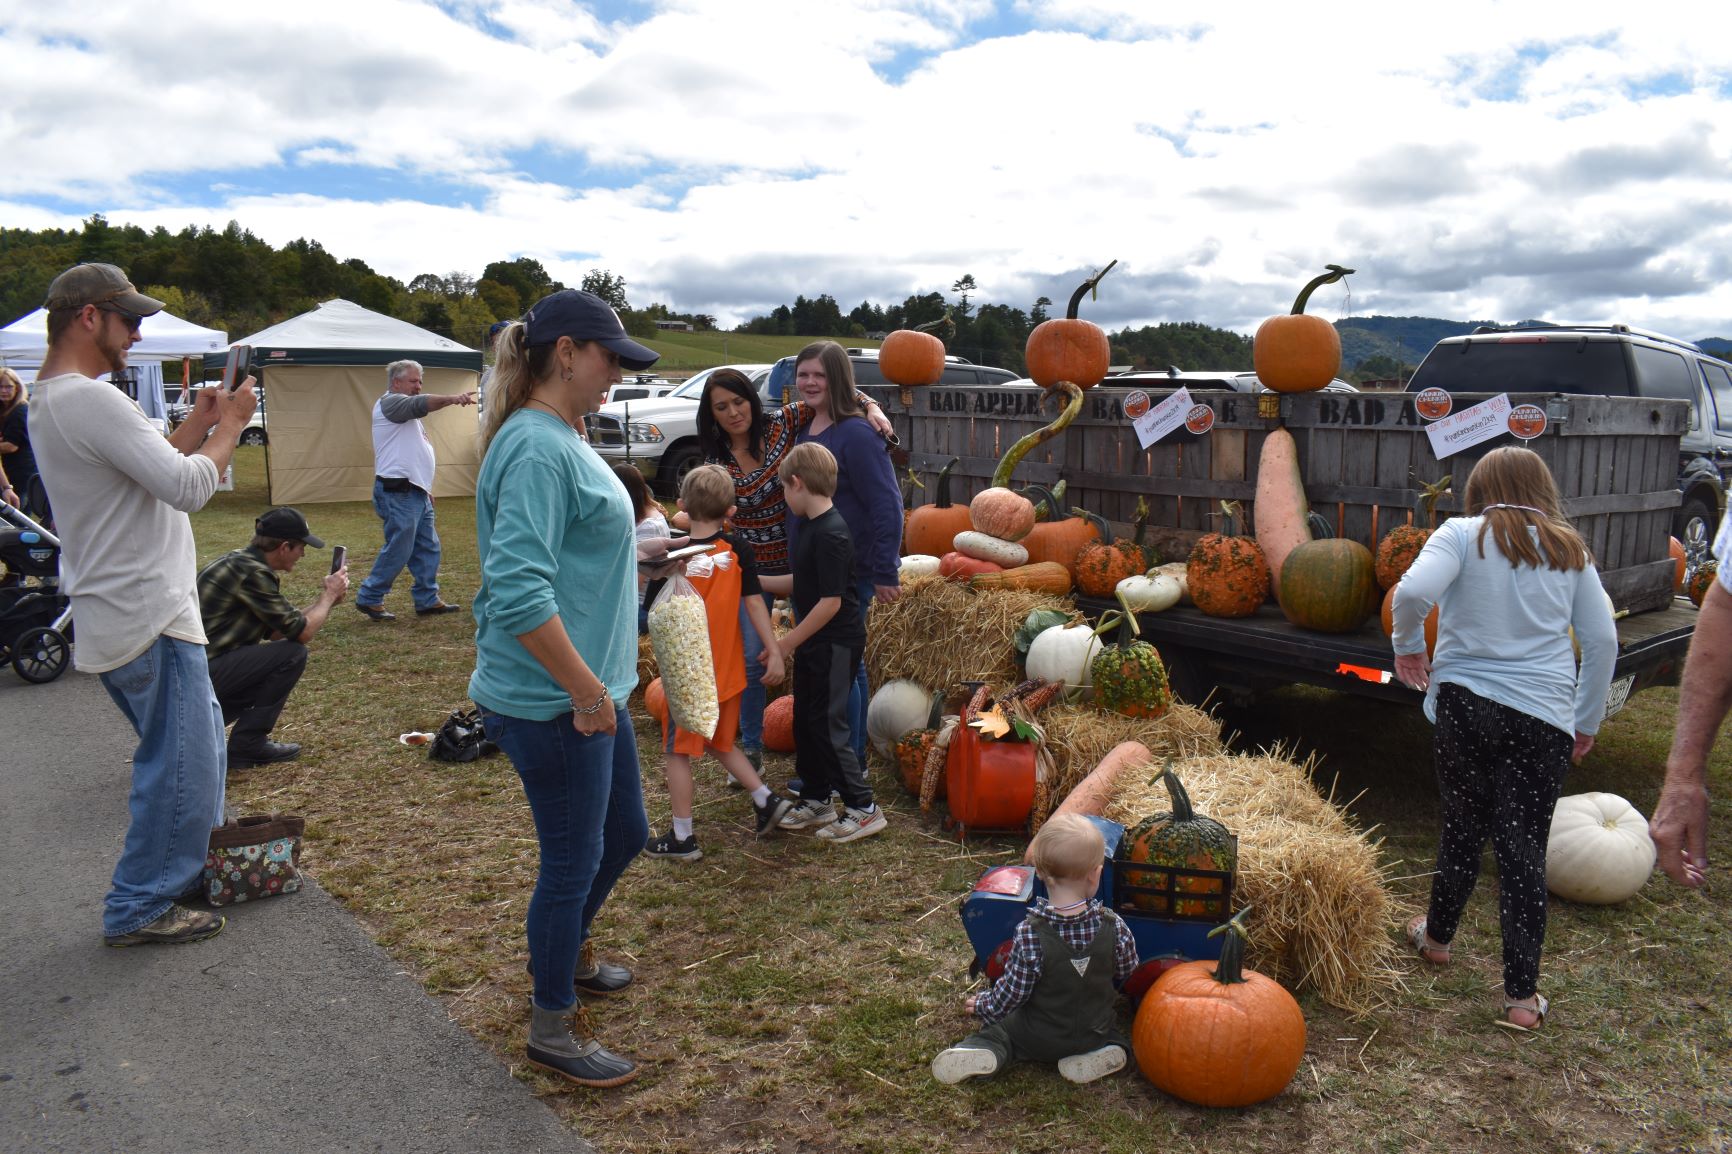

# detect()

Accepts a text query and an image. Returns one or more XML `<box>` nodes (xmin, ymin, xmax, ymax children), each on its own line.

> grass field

<box><xmin>627</xmin><ymin>331</ymin><xmax>881</xmax><ymax>374</ymax></box>
<box><xmin>205</xmin><ymin>449</ymin><xmax>1732</xmax><ymax>1153</ymax></box>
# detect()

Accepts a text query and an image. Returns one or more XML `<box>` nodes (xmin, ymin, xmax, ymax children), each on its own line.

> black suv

<box><xmin>1406</xmin><ymin>323</ymin><xmax>1732</xmax><ymax>550</ymax></box>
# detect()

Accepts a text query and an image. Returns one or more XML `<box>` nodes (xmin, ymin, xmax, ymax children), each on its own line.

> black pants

<box><xmin>791</xmin><ymin>639</ymin><xmax>872</xmax><ymax>811</ymax></box>
<box><xmin>206</xmin><ymin>640</ymin><xmax>308</xmax><ymax>754</ymax></box>
<box><xmin>1425</xmin><ymin>682</ymin><xmax>1571</xmax><ymax>1000</ymax></box>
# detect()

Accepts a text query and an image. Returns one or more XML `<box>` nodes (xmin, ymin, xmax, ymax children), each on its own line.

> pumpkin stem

<box><xmin>1419</xmin><ymin>474</ymin><xmax>1452</xmax><ymax>528</ymax></box>
<box><xmin>913</xmin><ymin>310</ymin><xmax>956</xmax><ymax>343</ymax></box>
<box><xmin>1069</xmin><ymin>506</ymin><xmax>1114</xmax><ymax>546</ymax></box>
<box><xmin>1218</xmin><ymin>499</ymin><xmax>1243</xmax><ymax>539</ymax></box>
<box><xmin>1064</xmin><ymin>259</ymin><xmax>1119</xmax><ymax>320</ymax></box>
<box><xmin>1091</xmin><ymin>609</ymin><xmax>1124</xmax><ymax>640</ymax></box>
<box><xmin>932</xmin><ymin>456</ymin><xmax>961</xmax><ymax>509</ymax></box>
<box><xmin>1114</xmin><ymin>588</ymin><xmax>1144</xmax><ymax>638</ymax></box>
<box><xmin>1204</xmin><ymin>906</ymin><xmax>1252</xmax><ymax>985</ymax></box>
<box><xmin>1158</xmin><ymin>765</ymin><xmax>1197</xmax><ymax>824</ymax></box>
<box><xmin>1305</xmin><ymin>509</ymin><xmax>1334</xmax><ymax>539</ymax></box>
<box><xmin>900</xmin><ymin>466</ymin><xmax>924</xmax><ymax>511</ymax></box>
<box><xmin>1132</xmin><ymin>496</ymin><xmax>1151</xmax><ymax>548</ymax></box>
<box><xmin>1018</xmin><ymin>482</ymin><xmax>1058</xmax><ymax>522</ymax></box>
<box><xmin>1289</xmin><ymin>264</ymin><xmax>1355</xmax><ymax>315</ymax></box>
<box><xmin>993</xmin><ymin>380</ymin><xmax>1084</xmax><ymax>487</ymax></box>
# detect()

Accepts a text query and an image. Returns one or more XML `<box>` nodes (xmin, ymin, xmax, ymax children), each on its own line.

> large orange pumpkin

<box><xmin>879</xmin><ymin>328</ymin><xmax>946</xmax><ymax>387</ymax></box>
<box><xmin>1026</xmin><ymin>261</ymin><xmax>1116</xmax><ymax>389</ymax></box>
<box><xmin>1379</xmin><ymin>584</ymin><xmax>1438</xmax><ymax>658</ymax></box>
<box><xmin>1278</xmin><ymin>538</ymin><xmax>1378</xmax><ymax>633</ymax></box>
<box><xmin>1670</xmin><ymin>536</ymin><xmax>1687</xmax><ymax>592</ymax></box>
<box><xmin>644</xmin><ymin>677</ymin><xmax>667</xmax><ymax>725</ymax></box>
<box><xmin>1131</xmin><ymin>908</ymin><xmax>1306</xmax><ymax>1108</ymax></box>
<box><xmin>903</xmin><ymin>457</ymin><xmax>973</xmax><ymax>556</ymax></box>
<box><xmin>1253</xmin><ymin>264</ymin><xmax>1353</xmax><ymax>394</ymax></box>
<box><xmin>762</xmin><ymin>694</ymin><xmax>796</xmax><ymax>752</ymax></box>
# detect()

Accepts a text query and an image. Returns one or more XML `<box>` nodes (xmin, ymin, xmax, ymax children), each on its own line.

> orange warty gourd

<box><xmin>1131</xmin><ymin>908</ymin><xmax>1306</xmax><ymax>1108</ymax></box>
<box><xmin>879</xmin><ymin>328</ymin><xmax>946</xmax><ymax>387</ymax></box>
<box><xmin>1026</xmin><ymin>261</ymin><xmax>1116</xmax><ymax>389</ymax></box>
<box><xmin>644</xmin><ymin>677</ymin><xmax>667</xmax><ymax>725</ymax></box>
<box><xmin>1380</xmin><ymin>585</ymin><xmax>1438</xmax><ymax>658</ymax></box>
<box><xmin>1279</xmin><ymin>538</ymin><xmax>1378</xmax><ymax>633</ymax></box>
<box><xmin>903</xmin><ymin>457</ymin><xmax>973</xmax><ymax>556</ymax></box>
<box><xmin>970</xmin><ymin>487</ymin><xmax>1038</xmax><ymax>542</ymax></box>
<box><xmin>1689</xmin><ymin>560</ymin><xmax>1718</xmax><ymax>608</ymax></box>
<box><xmin>1374</xmin><ymin>475</ymin><xmax>1451</xmax><ymax>590</ymax></box>
<box><xmin>1186</xmin><ymin>501</ymin><xmax>1271</xmax><ymax>618</ymax></box>
<box><xmin>762</xmin><ymin>694</ymin><xmax>796</xmax><ymax>752</ymax></box>
<box><xmin>1253</xmin><ymin>264</ymin><xmax>1353</xmax><ymax>394</ymax></box>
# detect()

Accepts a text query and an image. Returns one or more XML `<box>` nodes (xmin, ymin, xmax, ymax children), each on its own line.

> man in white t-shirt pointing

<box><xmin>30</xmin><ymin>262</ymin><xmax>257</xmax><ymax>948</ymax></box>
<box><xmin>354</xmin><ymin>359</ymin><xmax>474</xmax><ymax>621</ymax></box>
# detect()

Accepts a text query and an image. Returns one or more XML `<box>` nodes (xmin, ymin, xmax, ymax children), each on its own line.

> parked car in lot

<box><xmin>605</xmin><ymin>374</ymin><xmax>681</xmax><ymax>404</ymax></box>
<box><xmin>585</xmin><ymin>364</ymin><xmax>774</xmax><ymax>495</ymax></box>
<box><xmin>1104</xmin><ymin>368</ymin><xmax>1359</xmax><ymax>393</ymax></box>
<box><xmin>761</xmin><ymin>348</ymin><xmax>1021</xmax><ymax>403</ymax></box>
<box><xmin>1405</xmin><ymin>323</ymin><xmax>1732</xmax><ymax>549</ymax></box>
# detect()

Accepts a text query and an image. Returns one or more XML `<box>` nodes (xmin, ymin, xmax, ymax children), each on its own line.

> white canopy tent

<box><xmin>234</xmin><ymin>300</ymin><xmax>481</xmax><ymax>505</ymax></box>
<box><xmin>0</xmin><ymin>307</ymin><xmax>230</xmax><ymax>425</ymax></box>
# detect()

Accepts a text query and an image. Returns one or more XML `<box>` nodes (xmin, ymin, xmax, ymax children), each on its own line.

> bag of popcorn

<box><xmin>646</xmin><ymin>571</ymin><xmax>718</xmax><ymax>739</ymax></box>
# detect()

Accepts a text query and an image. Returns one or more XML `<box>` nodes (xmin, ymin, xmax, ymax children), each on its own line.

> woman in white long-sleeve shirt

<box><xmin>1391</xmin><ymin>445</ymin><xmax>1617</xmax><ymax>1032</ymax></box>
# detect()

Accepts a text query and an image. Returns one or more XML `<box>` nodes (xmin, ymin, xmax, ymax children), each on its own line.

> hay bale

<box><xmin>865</xmin><ymin>576</ymin><xmax>1079</xmax><ymax>692</ymax></box>
<box><xmin>1106</xmin><ymin>749</ymin><xmax>1398</xmax><ymax>1014</ymax></box>
<box><xmin>1039</xmin><ymin>703</ymin><xmax>1223</xmax><ymax>810</ymax></box>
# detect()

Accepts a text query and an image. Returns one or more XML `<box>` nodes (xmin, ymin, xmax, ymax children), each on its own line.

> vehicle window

<box><xmin>978</xmin><ymin>367</ymin><xmax>1019</xmax><ymax>385</ymax></box>
<box><xmin>1407</xmin><ymin>339</ymin><xmax>1631</xmax><ymax>395</ymax></box>
<box><xmin>1630</xmin><ymin>345</ymin><xmax>1694</xmax><ymax>403</ymax></box>
<box><xmin>939</xmin><ymin>367</ymin><xmax>980</xmax><ymax>385</ymax></box>
<box><xmin>849</xmin><ymin>359</ymin><xmax>888</xmax><ymax>386</ymax></box>
<box><xmin>1700</xmin><ymin>360</ymin><xmax>1732</xmax><ymax>434</ymax></box>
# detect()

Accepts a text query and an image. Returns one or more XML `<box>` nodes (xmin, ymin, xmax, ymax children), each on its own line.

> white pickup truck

<box><xmin>584</xmin><ymin>364</ymin><xmax>773</xmax><ymax>495</ymax></box>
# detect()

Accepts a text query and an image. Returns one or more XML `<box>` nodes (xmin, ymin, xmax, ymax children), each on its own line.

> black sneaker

<box><xmin>644</xmin><ymin>829</ymin><xmax>702</xmax><ymax>861</ymax></box>
<box><xmin>753</xmin><ymin>793</ymin><xmax>793</xmax><ymax>836</ymax></box>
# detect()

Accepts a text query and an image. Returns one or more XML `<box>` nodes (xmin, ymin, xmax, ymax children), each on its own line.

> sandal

<box><xmin>1406</xmin><ymin>915</ymin><xmax>1450</xmax><ymax>965</ymax></box>
<box><xmin>1496</xmin><ymin>993</ymin><xmax>1549</xmax><ymax>1032</ymax></box>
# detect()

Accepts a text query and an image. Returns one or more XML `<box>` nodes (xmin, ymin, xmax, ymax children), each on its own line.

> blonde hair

<box><xmin>1028</xmin><ymin>813</ymin><xmax>1104</xmax><ymax>884</ymax></box>
<box><xmin>680</xmin><ymin>463</ymin><xmax>735</xmax><ymax>521</ymax></box>
<box><xmin>777</xmin><ymin>441</ymin><xmax>838</xmax><ymax>497</ymax></box>
<box><xmin>0</xmin><ymin>367</ymin><xmax>23</xmax><ymax>422</ymax></box>
<box><xmin>1463</xmin><ymin>446</ymin><xmax>1590</xmax><ymax>571</ymax></box>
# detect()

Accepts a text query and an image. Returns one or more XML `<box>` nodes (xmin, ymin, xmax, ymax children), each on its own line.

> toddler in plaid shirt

<box><xmin>932</xmin><ymin>814</ymin><xmax>1139</xmax><ymax>1084</ymax></box>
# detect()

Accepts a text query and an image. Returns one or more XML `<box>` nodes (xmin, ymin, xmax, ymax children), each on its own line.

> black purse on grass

<box><xmin>429</xmin><ymin>707</ymin><xmax>498</xmax><ymax>763</ymax></box>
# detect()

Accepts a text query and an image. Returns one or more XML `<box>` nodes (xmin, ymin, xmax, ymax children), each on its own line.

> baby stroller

<box><xmin>0</xmin><ymin>501</ymin><xmax>72</xmax><ymax>683</ymax></box>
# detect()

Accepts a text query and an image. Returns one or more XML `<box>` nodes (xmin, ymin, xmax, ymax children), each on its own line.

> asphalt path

<box><xmin>0</xmin><ymin>669</ymin><xmax>594</xmax><ymax>1154</ymax></box>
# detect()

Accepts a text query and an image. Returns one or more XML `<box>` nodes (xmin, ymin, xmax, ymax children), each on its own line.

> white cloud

<box><xmin>2</xmin><ymin>0</ymin><xmax>1730</xmax><ymax>338</ymax></box>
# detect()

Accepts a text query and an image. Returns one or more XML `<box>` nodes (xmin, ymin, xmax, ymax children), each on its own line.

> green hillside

<box><xmin>628</xmin><ymin>332</ymin><xmax>881</xmax><ymax>374</ymax></box>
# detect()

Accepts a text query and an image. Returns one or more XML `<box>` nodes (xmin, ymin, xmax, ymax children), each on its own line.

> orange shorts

<box><xmin>662</xmin><ymin>694</ymin><xmax>740</xmax><ymax>758</ymax></box>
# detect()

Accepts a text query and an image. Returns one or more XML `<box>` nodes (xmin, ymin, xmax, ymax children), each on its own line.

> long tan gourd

<box><xmin>1026</xmin><ymin>741</ymin><xmax>1153</xmax><ymax>863</ymax></box>
<box><xmin>1254</xmin><ymin>427</ymin><xmax>1311</xmax><ymax>605</ymax></box>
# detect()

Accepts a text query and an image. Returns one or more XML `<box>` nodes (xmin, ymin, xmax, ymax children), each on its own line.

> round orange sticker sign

<box><xmin>1123</xmin><ymin>390</ymin><xmax>1150</xmax><ymax>418</ymax></box>
<box><xmin>1415</xmin><ymin>388</ymin><xmax>1452</xmax><ymax>421</ymax></box>
<box><xmin>1507</xmin><ymin>404</ymin><xmax>1547</xmax><ymax>440</ymax></box>
<box><xmin>1184</xmin><ymin>404</ymin><xmax>1215</xmax><ymax>435</ymax></box>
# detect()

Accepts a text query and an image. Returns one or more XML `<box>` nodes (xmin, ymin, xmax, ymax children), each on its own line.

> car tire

<box><xmin>1676</xmin><ymin>496</ymin><xmax>1717</xmax><ymax>556</ymax></box>
<box><xmin>240</xmin><ymin>429</ymin><xmax>267</xmax><ymax>446</ymax></box>
<box><xmin>656</xmin><ymin>444</ymin><xmax>703</xmax><ymax>498</ymax></box>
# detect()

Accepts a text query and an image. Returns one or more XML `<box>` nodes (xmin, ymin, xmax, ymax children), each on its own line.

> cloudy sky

<box><xmin>3</xmin><ymin>0</ymin><xmax>1730</xmax><ymax>337</ymax></box>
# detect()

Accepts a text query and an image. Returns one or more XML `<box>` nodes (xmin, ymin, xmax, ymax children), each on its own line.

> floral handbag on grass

<box><xmin>204</xmin><ymin>814</ymin><xmax>305</xmax><ymax>906</ymax></box>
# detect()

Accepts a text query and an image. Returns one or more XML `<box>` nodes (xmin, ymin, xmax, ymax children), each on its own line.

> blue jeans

<box><xmin>737</xmin><ymin>591</ymin><xmax>775</xmax><ymax>753</ymax></box>
<box><xmin>845</xmin><ymin>578</ymin><xmax>875</xmax><ymax>767</ymax></box>
<box><xmin>358</xmin><ymin>481</ymin><xmax>442</xmax><ymax>610</ymax></box>
<box><xmin>481</xmin><ymin>705</ymin><xmax>648</xmax><ymax>1012</ymax></box>
<box><xmin>98</xmin><ymin>636</ymin><xmax>227</xmax><ymax>937</ymax></box>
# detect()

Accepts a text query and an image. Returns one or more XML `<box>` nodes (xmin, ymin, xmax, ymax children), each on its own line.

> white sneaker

<box><xmin>778</xmin><ymin>798</ymin><xmax>837</xmax><ymax>830</ymax></box>
<box><xmin>1057</xmin><ymin>1044</ymin><xmax>1127</xmax><ymax>1084</ymax></box>
<box><xmin>816</xmin><ymin>805</ymin><xmax>886</xmax><ymax>843</ymax></box>
<box><xmin>931</xmin><ymin>1046</ymin><xmax>1000</xmax><ymax>1084</ymax></box>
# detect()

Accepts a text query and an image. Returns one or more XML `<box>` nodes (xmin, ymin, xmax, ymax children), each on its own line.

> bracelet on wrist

<box><xmin>571</xmin><ymin>687</ymin><xmax>610</xmax><ymax>715</ymax></box>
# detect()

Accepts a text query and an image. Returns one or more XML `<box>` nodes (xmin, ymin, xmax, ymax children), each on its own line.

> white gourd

<box><xmin>1025</xmin><ymin>622</ymin><xmax>1104</xmax><ymax>695</ymax></box>
<box><xmin>866</xmin><ymin>679</ymin><xmax>937</xmax><ymax>756</ymax></box>
<box><xmin>952</xmin><ymin>530</ymin><xmax>1029</xmax><ymax>567</ymax></box>
<box><xmin>1546</xmin><ymin>792</ymin><xmax>1657</xmax><ymax>904</ymax></box>
<box><xmin>899</xmin><ymin>554</ymin><xmax>942</xmax><ymax>581</ymax></box>
<box><xmin>1155</xmin><ymin>561</ymin><xmax>1190</xmax><ymax>601</ymax></box>
<box><xmin>1117</xmin><ymin>572</ymin><xmax>1183</xmax><ymax>613</ymax></box>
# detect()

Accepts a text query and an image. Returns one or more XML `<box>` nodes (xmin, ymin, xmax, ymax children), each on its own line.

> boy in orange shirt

<box><xmin>644</xmin><ymin>465</ymin><xmax>790</xmax><ymax>860</ymax></box>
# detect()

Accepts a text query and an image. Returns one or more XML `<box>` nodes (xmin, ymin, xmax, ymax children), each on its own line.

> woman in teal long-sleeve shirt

<box><xmin>469</xmin><ymin>289</ymin><xmax>662</xmax><ymax>1089</ymax></box>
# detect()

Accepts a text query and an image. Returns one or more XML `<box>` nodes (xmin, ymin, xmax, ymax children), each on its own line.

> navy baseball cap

<box><xmin>255</xmin><ymin>507</ymin><xmax>325</xmax><ymax>548</ymax></box>
<box><xmin>522</xmin><ymin>290</ymin><xmax>659</xmax><ymax>371</ymax></box>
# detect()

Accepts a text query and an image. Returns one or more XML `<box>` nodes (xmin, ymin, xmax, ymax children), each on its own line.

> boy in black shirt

<box><xmin>760</xmin><ymin>443</ymin><xmax>885</xmax><ymax>842</ymax></box>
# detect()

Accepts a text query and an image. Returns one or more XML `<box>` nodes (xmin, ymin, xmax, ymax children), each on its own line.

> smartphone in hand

<box><xmin>221</xmin><ymin>345</ymin><xmax>254</xmax><ymax>391</ymax></box>
<box><xmin>330</xmin><ymin>545</ymin><xmax>347</xmax><ymax>574</ymax></box>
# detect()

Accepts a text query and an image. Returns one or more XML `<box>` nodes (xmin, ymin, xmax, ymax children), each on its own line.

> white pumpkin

<box><xmin>1117</xmin><ymin>572</ymin><xmax>1183</xmax><ymax>614</ymax></box>
<box><xmin>866</xmin><ymin>679</ymin><xmax>939</xmax><ymax>756</ymax></box>
<box><xmin>899</xmin><ymin>554</ymin><xmax>941</xmax><ymax>581</ymax></box>
<box><xmin>952</xmin><ymin>530</ymin><xmax>1029</xmax><ymax>568</ymax></box>
<box><xmin>1546</xmin><ymin>792</ymin><xmax>1657</xmax><ymax>904</ymax></box>
<box><xmin>1025</xmin><ymin>622</ymin><xmax>1104</xmax><ymax>695</ymax></box>
<box><xmin>1155</xmin><ymin>561</ymin><xmax>1190</xmax><ymax>601</ymax></box>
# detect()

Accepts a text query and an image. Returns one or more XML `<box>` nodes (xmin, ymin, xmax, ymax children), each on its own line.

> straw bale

<box><xmin>865</xmin><ymin>576</ymin><xmax>1080</xmax><ymax>692</ymax></box>
<box><xmin>1106</xmin><ymin>749</ymin><xmax>1398</xmax><ymax>1013</ymax></box>
<box><xmin>1039</xmin><ymin>704</ymin><xmax>1223</xmax><ymax>812</ymax></box>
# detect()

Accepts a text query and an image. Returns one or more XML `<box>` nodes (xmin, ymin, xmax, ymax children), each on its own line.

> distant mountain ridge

<box><xmin>1335</xmin><ymin>315</ymin><xmax>1732</xmax><ymax>369</ymax></box>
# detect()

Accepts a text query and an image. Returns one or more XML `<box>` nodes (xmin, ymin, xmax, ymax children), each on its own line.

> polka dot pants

<box><xmin>1425</xmin><ymin>682</ymin><xmax>1571</xmax><ymax>1000</ymax></box>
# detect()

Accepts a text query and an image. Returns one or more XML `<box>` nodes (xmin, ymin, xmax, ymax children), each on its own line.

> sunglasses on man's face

<box><xmin>96</xmin><ymin>302</ymin><xmax>143</xmax><ymax>332</ymax></box>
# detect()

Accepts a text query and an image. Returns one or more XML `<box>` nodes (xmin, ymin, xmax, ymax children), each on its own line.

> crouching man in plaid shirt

<box><xmin>197</xmin><ymin>507</ymin><xmax>348</xmax><ymax>768</ymax></box>
<box><xmin>932</xmin><ymin>813</ymin><xmax>1140</xmax><ymax>1085</ymax></box>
